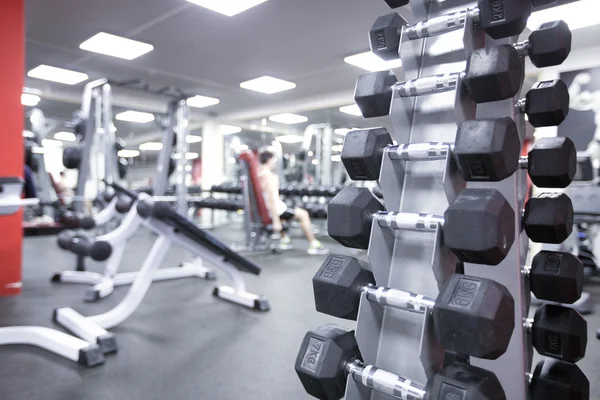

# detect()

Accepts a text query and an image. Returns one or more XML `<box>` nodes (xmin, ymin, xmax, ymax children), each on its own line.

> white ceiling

<box><xmin>24</xmin><ymin>0</ymin><xmax>598</xmax><ymax>147</ymax></box>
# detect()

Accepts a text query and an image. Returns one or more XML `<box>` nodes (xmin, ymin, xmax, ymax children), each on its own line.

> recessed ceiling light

<box><xmin>331</xmin><ymin>144</ymin><xmax>343</xmax><ymax>152</ymax></box>
<box><xmin>269</xmin><ymin>113</ymin><xmax>308</xmax><ymax>124</ymax></box>
<box><xmin>240</xmin><ymin>76</ymin><xmax>296</xmax><ymax>94</ymax></box>
<box><xmin>54</xmin><ymin>131</ymin><xmax>77</xmax><ymax>142</ymax></box>
<box><xmin>80</xmin><ymin>32</ymin><xmax>154</xmax><ymax>60</ymax></box>
<box><xmin>331</xmin><ymin>155</ymin><xmax>342</xmax><ymax>162</ymax></box>
<box><xmin>220</xmin><ymin>125</ymin><xmax>242</xmax><ymax>135</ymax></box>
<box><xmin>116</xmin><ymin>111</ymin><xmax>155</xmax><ymax>123</ymax></box>
<box><xmin>139</xmin><ymin>142</ymin><xmax>164</xmax><ymax>151</ymax></box>
<box><xmin>185</xmin><ymin>0</ymin><xmax>268</xmax><ymax>16</ymax></box>
<box><xmin>312</xmin><ymin>159</ymin><xmax>319</xmax><ymax>165</ymax></box>
<box><xmin>42</xmin><ymin>139</ymin><xmax>63</xmax><ymax>148</ymax></box>
<box><xmin>339</xmin><ymin>104</ymin><xmax>363</xmax><ymax>117</ymax></box>
<box><xmin>22</xmin><ymin>130</ymin><xmax>35</xmax><ymax>138</ymax></box>
<box><xmin>528</xmin><ymin>0</ymin><xmax>599</xmax><ymax>30</ymax></box>
<box><xmin>186</xmin><ymin>152</ymin><xmax>199</xmax><ymax>160</ymax></box>
<box><xmin>276</xmin><ymin>134</ymin><xmax>304</xmax><ymax>144</ymax></box>
<box><xmin>27</xmin><ymin>65</ymin><xmax>89</xmax><ymax>85</ymax></box>
<box><xmin>344</xmin><ymin>51</ymin><xmax>403</xmax><ymax>72</ymax></box>
<box><xmin>186</xmin><ymin>95</ymin><xmax>220</xmax><ymax>108</ymax></box>
<box><xmin>21</xmin><ymin>93</ymin><xmax>41</xmax><ymax>106</ymax></box>
<box><xmin>118</xmin><ymin>149</ymin><xmax>140</xmax><ymax>158</ymax></box>
<box><xmin>32</xmin><ymin>147</ymin><xmax>46</xmax><ymax>154</ymax></box>
<box><xmin>186</xmin><ymin>135</ymin><xmax>203</xmax><ymax>143</ymax></box>
<box><xmin>334</xmin><ymin>128</ymin><xmax>360</xmax><ymax>136</ymax></box>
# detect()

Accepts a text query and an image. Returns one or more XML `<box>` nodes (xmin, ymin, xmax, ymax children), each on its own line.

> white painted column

<box><xmin>200</xmin><ymin>121</ymin><xmax>225</xmax><ymax>226</ymax></box>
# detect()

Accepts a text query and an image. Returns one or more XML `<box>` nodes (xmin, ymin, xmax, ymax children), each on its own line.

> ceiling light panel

<box><xmin>21</xmin><ymin>93</ymin><xmax>41</xmax><ymax>106</ymax></box>
<box><xmin>187</xmin><ymin>95</ymin><xmax>220</xmax><ymax>108</ymax></box>
<box><xmin>116</xmin><ymin>111</ymin><xmax>155</xmax><ymax>123</ymax></box>
<box><xmin>139</xmin><ymin>142</ymin><xmax>164</xmax><ymax>151</ymax></box>
<box><xmin>42</xmin><ymin>139</ymin><xmax>63</xmax><ymax>148</ymax></box>
<box><xmin>220</xmin><ymin>125</ymin><xmax>242</xmax><ymax>135</ymax></box>
<box><xmin>276</xmin><ymin>134</ymin><xmax>304</xmax><ymax>144</ymax></box>
<box><xmin>186</xmin><ymin>0</ymin><xmax>268</xmax><ymax>16</ymax></box>
<box><xmin>240</xmin><ymin>76</ymin><xmax>296</xmax><ymax>94</ymax></box>
<box><xmin>269</xmin><ymin>113</ymin><xmax>308</xmax><ymax>124</ymax></box>
<box><xmin>80</xmin><ymin>33</ymin><xmax>154</xmax><ymax>60</ymax></box>
<box><xmin>528</xmin><ymin>0</ymin><xmax>599</xmax><ymax>30</ymax></box>
<box><xmin>186</xmin><ymin>135</ymin><xmax>203</xmax><ymax>143</ymax></box>
<box><xmin>27</xmin><ymin>65</ymin><xmax>89</xmax><ymax>85</ymax></box>
<box><xmin>54</xmin><ymin>131</ymin><xmax>77</xmax><ymax>142</ymax></box>
<box><xmin>118</xmin><ymin>150</ymin><xmax>140</xmax><ymax>158</ymax></box>
<box><xmin>339</xmin><ymin>104</ymin><xmax>363</xmax><ymax>116</ymax></box>
<box><xmin>344</xmin><ymin>51</ymin><xmax>403</xmax><ymax>72</ymax></box>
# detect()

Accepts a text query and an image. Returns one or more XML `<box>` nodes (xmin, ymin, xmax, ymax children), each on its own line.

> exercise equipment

<box><xmin>372</xmin><ymin>14</ymin><xmax>571</xmax><ymax>67</ymax></box>
<box><xmin>53</xmin><ymin>180</ymin><xmax>268</xmax><ymax>353</ymax></box>
<box><xmin>52</xmin><ymin>192</ymin><xmax>215</xmax><ymax>302</ymax></box>
<box><xmin>341</xmin><ymin>122</ymin><xmax>576</xmax><ymax>187</ymax></box>
<box><xmin>295</xmin><ymin>325</ymin><xmax>506</xmax><ymax>400</ymax></box>
<box><xmin>0</xmin><ymin>177</ymin><xmax>104</xmax><ymax>367</ymax></box>
<box><xmin>315</xmin><ymin>255</ymin><xmax>515</xmax><ymax>359</ymax></box>
<box><xmin>356</xmin><ymin>45</ymin><xmax>523</xmax><ymax>118</ymax></box>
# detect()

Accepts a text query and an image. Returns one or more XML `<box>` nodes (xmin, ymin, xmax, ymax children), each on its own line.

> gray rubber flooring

<box><xmin>0</xmin><ymin>228</ymin><xmax>598</xmax><ymax>400</ymax></box>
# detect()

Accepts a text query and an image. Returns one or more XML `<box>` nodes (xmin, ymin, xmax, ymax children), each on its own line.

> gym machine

<box><xmin>295</xmin><ymin>1</ymin><xmax>589</xmax><ymax>399</ymax></box>
<box><xmin>0</xmin><ymin>177</ymin><xmax>104</xmax><ymax>367</ymax></box>
<box><xmin>53</xmin><ymin>181</ymin><xmax>269</xmax><ymax>354</ymax></box>
<box><xmin>52</xmin><ymin>189</ymin><xmax>214</xmax><ymax>302</ymax></box>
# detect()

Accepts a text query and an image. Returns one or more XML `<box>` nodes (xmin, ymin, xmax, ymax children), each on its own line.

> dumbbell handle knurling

<box><xmin>346</xmin><ymin>359</ymin><xmax>427</xmax><ymax>400</ymax></box>
<box><xmin>396</xmin><ymin>72</ymin><xmax>462</xmax><ymax>97</ymax></box>
<box><xmin>376</xmin><ymin>211</ymin><xmax>444</xmax><ymax>232</ymax></box>
<box><xmin>387</xmin><ymin>142</ymin><xmax>452</xmax><ymax>161</ymax></box>
<box><xmin>363</xmin><ymin>285</ymin><xmax>436</xmax><ymax>314</ymax></box>
<box><xmin>403</xmin><ymin>9</ymin><xmax>477</xmax><ymax>40</ymax></box>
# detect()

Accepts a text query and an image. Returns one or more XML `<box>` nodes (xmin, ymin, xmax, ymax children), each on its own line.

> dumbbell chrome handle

<box><xmin>346</xmin><ymin>359</ymin><xmax>426</xmax><ymax>400</ymax></box>
<box><xmin>403</xmin><ymin>8</ymin><xmax>478</xmax><ymax>40</ymax></box>
<box><xmin>376</xmin><ymin>212</ymin><xmax>443</xmax><ymax>232</ymax></box>
<box><xmin>387</xmin><ymin>142</ymin><xmax>452</xmax><ymax>161</ymax></box>
<box><xmin>363</xmin><ymin>285</ymin><xmax>436</xmax><ymax>314</ymax></box>
<box><xmin>396</xmin><ymin>72</ymin><xmax>462</xmax><ymax>97</ymax></box>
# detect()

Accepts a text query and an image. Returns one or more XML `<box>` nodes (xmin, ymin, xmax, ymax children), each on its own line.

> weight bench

<box><xmin>0</xmin><ymin>177</ymin><xmax>104</xmax><ymax>367</ymax></box>
<box><xmin>53</xmin><ymin>181</ymin><xmax>268</xmax><ymax>353</ymax></box>
<box><xmin>234</xmin><ymin>151</ymin><xmax>287</xmax><ymax>253</ymax></box>
<box><xmin>52</xmin><ymin>192</ymin><xmax>214</xmax><ymax>302</ymax></box>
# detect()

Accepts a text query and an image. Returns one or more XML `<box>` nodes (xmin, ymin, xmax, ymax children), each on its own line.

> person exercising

<box><xmin>258</xmin><ymin>150</ymin><xmax>329</xmax><ymax>255</ymax></box>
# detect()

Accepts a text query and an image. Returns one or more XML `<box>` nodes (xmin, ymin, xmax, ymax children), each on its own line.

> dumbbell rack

<box><xmin>348</xmin><ymin>1</ymin><xmax>531</xmax><ymax>399</ymax></box>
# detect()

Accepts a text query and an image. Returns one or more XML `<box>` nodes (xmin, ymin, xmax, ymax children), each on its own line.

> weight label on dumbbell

<box><xmin>544</xmin><ymin>253</ymin><xmax>562</xmax><ymax>274</ymax></box>
<box><xmin>536</xmin><ymin>80</ymin><xmax>556</xmax><ymax>89</ymax></box>
<box><xmin>489</xmin><ymin>0</ymin><xmax>505</xmax><ymax>23</ymax></box>
<box><xmin>301</xmin><ymin>338</ymin><xmax>324</xmax><ymax>373</ymax></box>
<box><xmin>374</xmin><ymin>30</ymin><xmax>386</xmax><ymax>50</ymax></box>
<box><xmin>465</xmin><ymin>155</ymin><xmax>489</xmax><ymax>179</ymax></box>
<box><xmin>544</xmin><ymin>333</ymin><xmax>562</xmax><ymax>357</ymax></box>
<box><xmin>448</xmin><ymin>278</ymin><xmax>480</xmax><ymax>309</ymax></box>
<box><xmin>320</xmin><ymin>256</ymin><xmax>348</xmax><ymax>280</ymax></box>
<box><xmin>439</xmin><ymin>382</ymin><xmax>466</xmax><ymax>400</ymax></box>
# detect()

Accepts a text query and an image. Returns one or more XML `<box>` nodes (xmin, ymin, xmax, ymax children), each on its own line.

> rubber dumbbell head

<box><xmin>523</xmin><ymin>193</ymin><xmax>574</xmax><ymax>243</ymax></box>
<box><xmin>524</xmin><ymin>80</ymin><xmax>570</xmax><ymax>127</ymax></box>
<box><xmin>528</xmin><ymin>20</ymin><xmax>572</xmax><ymax>68</ymax></box>
<box><xmin>477</xmin><ymin>0</ymin><xmax>532</xmax><ymax>40</ymax></box>
<box><xmin>57</xmin><ymin>230</ymin><xmax>77</xmax><ymax>250</ymax></box>
<box><xmin>341</xmin><ymin>128</ymin><xmax>393</xmax><ymax>180</ymax></box>
<box><xmin>531</xmin><ymin>304</ymin><xmax>587</xmax><ymax>363</ymax></box>
<box><xmin>453</xmin><ymin>118</ymin><xmax>521</xmax><ymax>182</ymax></box>
<box><xmin>354</xmin><ymin>70</ymin><xmax>398</xmax><ymax>118</ymax></box>
<box><xmin>530</xmin><ymin>359</ymin><xmax>589</xmax><ymax>400</ymax></box>
<box><xmin>527</xmin><ymin>137</ymin><xmax>576</xmax><ymax>188</ymax></box>
<box><xmin>443</xmin><ymin>189</ymin><xmax>515</xmax><ymax>265</ymax></box>
<box><xmin>464</xmin><ymin>44</ymin><xmax>523</xmax><ymax>104</ymax></box>
<box><xmin>529</xmin><ymin>251</ymin><xmax>584</xmax><ymax>304</ymax></box>
<box><xmin>383</xmin><ymin>0</ymin><xmax>409</xmax><ymax>8</ymax></box>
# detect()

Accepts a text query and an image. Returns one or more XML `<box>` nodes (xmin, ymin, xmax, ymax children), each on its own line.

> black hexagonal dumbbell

<box><xmin>523</xmin><ymin>192</ymin><xmax>574</xmax><ymax>244</ymax></box>
<box><xmin>527</xmin><ymin>251</ymin><xmax>584</xmax><ymax>304</ymax></box>
<box><xmin>314</xmin><ymin>254</ymin><xmax>515</xmax><ymax>359</ymax></box>
<box><xmin>341</xmin><ymin>121</ymin><xmax>576</xmax><ymax>188</ymax></box>
<box><xmin>355</xmin><ymin>45</ymin><xmax>523</xmax><ymax>118</ymax></box>
<box><xmin>519</xmin><ymin>79</ymin><xmax>570</xmax><ymax>128</ymax></box>
<box><xmin>328</xmin><ymin>186</ymin><xmax>515</xmax><ymax>265</ymax></box>
<box><xmin>372</xmin><ymin>12</ymin><xmax>571</xmax><ymax>68</ymax></box>
<box><xmin>527</xmin><ymin>304</ymin><xmax>587</xmax><ymax>363</ymax></box>
<box><xmin>381</xmin><ymin>0</ymin><xmax>556</xmax><ymax>9</ymax></box>
<box><xmin>295</xmin><ymin>324</ymin><xmax>507</xmax><ymax>400</ymax></box>
<box><xmin>374</xmin><ymin>0</ymin><xmax>532</xmax><ymax>42</ymax></box>
<box><xmin>530</xmin><ymin>359</ymin><xmax>589</xmax><ymax>400</ymax></box>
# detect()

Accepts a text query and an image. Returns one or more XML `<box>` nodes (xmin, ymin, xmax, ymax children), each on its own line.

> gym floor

<box><xmin>1</xmin><ymin>229</ymin><xmax>599</xmax><ymax>400</ymax></box>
